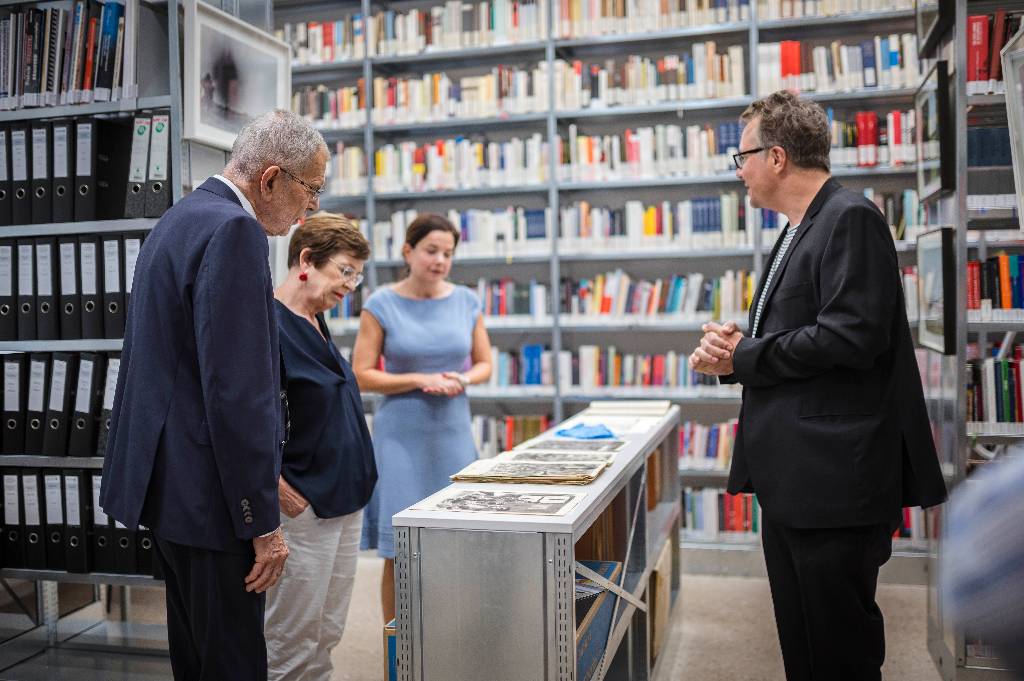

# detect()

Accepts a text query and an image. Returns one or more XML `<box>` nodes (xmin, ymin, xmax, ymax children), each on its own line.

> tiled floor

<box><xmin>0</xmin><ymin>552</ymin><xmax>943</xmax><ymax>681</ymax></box>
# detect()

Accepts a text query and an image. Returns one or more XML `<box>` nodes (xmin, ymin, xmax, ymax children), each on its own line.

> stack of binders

<box><xmin>0</xmin><ymin>111</ymin><xmax>171</xmax><ymax>227</ymax></box>
<box><xmin>1</xmin><ymin>467</ymin><xmax>157</xmax><ymax>575</ymax></box>
<box><xmin>0</xmin><ymin>231</ymin><xmax>144</xmax><ymax>340</ymax></box>
<box><xmin>2</xmin><ymin>351</ymin><xmax>120</xmax><ymax>458</ymax></box>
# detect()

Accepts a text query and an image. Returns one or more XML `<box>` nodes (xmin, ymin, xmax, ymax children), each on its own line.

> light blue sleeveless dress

<box><xmin>360</xmin><ymin>285</ymin><xmax>481</xmax><ymax>558</ymax></box>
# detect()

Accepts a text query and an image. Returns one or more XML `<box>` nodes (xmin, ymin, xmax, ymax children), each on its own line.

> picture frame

<box><xmin>916</xmin><ymin>227</ymin><xmax>956</xmax><ymax>355</ymax></box>
<box><xmin>1002</xmin><ymin>25</ymin><xmax>1024</xmax><ymax>228</ymax></box>
<box><xmin>915</xmin><ymin>61</ymin><xmax>955</xmax><ymax>203</ymax></box>
<box><xmin>183</xmin><ymin>0</ymin><xmax>291</xmax><ymax>150</ymax></box>
<box><xmin>915</xmin><ymin>0</ymin><xmax>954</xmax><ymax>60</ymax></box>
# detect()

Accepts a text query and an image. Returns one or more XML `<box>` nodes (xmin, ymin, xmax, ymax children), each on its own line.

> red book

<box><xmin>1013</xmin><ymin>360</ymin><xmax>1023</xmax><ymax>422</ymax></box>
<box><xmin>865</xmin><ymin>112</ymin><xmax>878</xmax><ymax>167</ymax></box>
<box><xmin>966</xmin><ymin>15</ymin><xmax>991</xmax><ymax>92</ymax></box>
<box><xmin>82</xmin><ymin>17</ymin><xmax>99</xmax><ymax>91</ymax></box>
<box><xmin>505</xmin><ymin>416</ymin><xmax>514</xmax><ymax>449</ymax></box>
<box><xmin>967</xmin><ymin>260</ymin><xmax>981</xmax><ymax>309</ymax></box>
<box><xmin>653</xmin><ymin>354</ymin><xmax>665</xmax><ymax>385</ymax></box>
<box><xmin>498</xmin><ymin>279</ymin><xmax>508</xmax><ymax>316</ymax></box>
<box><xmin>989</xmin><ymin>10</ymin><xmax>1008</xmax><ymax>85</ymax></box>
<box><xmin>323</xmin><ymin>21</ymin><xmax>334</xmax><ymax>62</ymax></box>
<box><xmin>855</xmin><ymin>112</ymin><xmax>867</xmax><ymax>167</ymax></box>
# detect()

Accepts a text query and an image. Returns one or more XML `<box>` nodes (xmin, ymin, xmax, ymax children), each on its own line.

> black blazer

<box><xmin>723</xmin><ymin>178</ymin><xmax>946</xmax><ymax>529</ymax></box>
<box><xmin>100</xmin><ymin>178</ymin><xmax>282</xmax><ymax>553</ymax></box>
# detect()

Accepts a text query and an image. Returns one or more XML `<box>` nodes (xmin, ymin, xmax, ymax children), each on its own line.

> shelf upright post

<box><xmin>546</xmin><ymin>0</ymin><xmax>563</xmax><ymax>424</ymax></box>
<box><xmin>168</xmin><ymin>0</ymin><xmax>184</xmax><ymax>205</ymax></box>
<box><xmin>362</xmin><ymin>0</ymin><xmax>379</xmax><ymax>292</ymax></box>
<box><xmin>749</xmin><ymin>0</ymin><xmax>764</xmax><ymax>275</ymax></box>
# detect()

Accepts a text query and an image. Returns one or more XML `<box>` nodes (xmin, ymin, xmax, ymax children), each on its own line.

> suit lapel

<box><xmin>756</xmin><ymin>178</ymin><xmax>841</xmax><ymax>317</ymax></box>
<box><xmin>750</xmin><ymin>228</ymin><xmax>787</xmax><ymax>329</ymax></box>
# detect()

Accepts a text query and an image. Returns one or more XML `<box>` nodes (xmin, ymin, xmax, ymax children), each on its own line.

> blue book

<box><xmin>575</xmin><ymin>561</ymin><xmax>623</xmax><ymax>681</ymax></box>
<box><xmin>524</xmin><ymin>209</ymin><xmax>547</xmax><ymax>239</ymax></box>
<box><xmin>94</xmin><ymin>0</ymin><xmax>125</xmax><ymax>94</ymax></box>
<box><xmin>860</xmin><ymin>41</ymin><xmax>876</xmax><ymax>88</ymax></box>
<box><xmin>521</xmin><ymin>344</ymin><xmax>544</xmax><ymax>385</ymax></box>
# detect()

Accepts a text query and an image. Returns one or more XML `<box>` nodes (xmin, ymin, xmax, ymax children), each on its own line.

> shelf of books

<box><xmin>283</xmin><ymin>0</ymin><xmax>931</xmax><ymax>581</ymax></box>
<box><xmin>0</xmin><ymin>0</ymin><xmax>183</xmax><ymax>666</ymax></box>
<box><xmin>924</xmin><ymin>3</ymin><xmax>1024</xmax><ymax>679</ymax></box>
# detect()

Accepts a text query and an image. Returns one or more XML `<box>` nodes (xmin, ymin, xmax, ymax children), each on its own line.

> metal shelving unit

<box><xmin>0</xmin><ymin>95</ymin><xmax>173</xmax><ymax>122</ymax></box>
<box><xmin>282</xmin><ymin>0</ymin><xmax>927</xmax><ymax>582</ymax></box>
<box><xmin>0</xmin><ymin>339</ymin><xmax>124</xmax><ymax>352</ymax></box>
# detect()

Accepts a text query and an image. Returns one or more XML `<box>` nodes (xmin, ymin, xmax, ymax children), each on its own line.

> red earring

<box><xmin>299</xmin><ymin>272</ymin><xmax>308</xmax><ymax>282</ymax></box>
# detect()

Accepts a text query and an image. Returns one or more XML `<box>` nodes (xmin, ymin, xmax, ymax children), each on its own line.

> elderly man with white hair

<box><xmin>100</xmin><ymin>109</ymin><xmax>329</xmax><ymax>681</ymax></box>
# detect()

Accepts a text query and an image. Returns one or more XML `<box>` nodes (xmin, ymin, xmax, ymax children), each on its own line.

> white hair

<box><xmin>228</xmin><ymin>109</ymin><xmax>327</xmax><ymax>178</ymax></box>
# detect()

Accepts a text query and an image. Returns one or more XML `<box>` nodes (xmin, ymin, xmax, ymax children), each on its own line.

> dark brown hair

<box><xmin>741</xmin><ymin>90</ymin><xmax>831</xmax><ymax>172</ymax></box>
<box><xmin>405</xmin><ymin>213</ymin><xmax>460</xmax><ymax>249</ymax></box>
<box><xmin>288</xmin><ymin>212</ymin><xmax>370</xmax><ymax>267</ymax></box>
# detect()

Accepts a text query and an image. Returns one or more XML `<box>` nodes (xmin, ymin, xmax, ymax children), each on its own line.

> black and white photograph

<box><xmin>451</xmin><ymin>458</ymin><xmax>609</xmax><ymax>483</ymax></box>
<box><xmin>502</xmin><ymin>450</ymin><xmax>616</xmax><ymax>464</ymax></box>
<box><xmin>183</xmin><ymin>0</ymin><xmax>290</xmax><ymax>149</ymax></box>
<box><xmin>520</xmin><ymin>439</ymin><xmax>626</xmax><ymax>453</ymax></box>
<box><xmin>411</xmin><ymin>489</ymin><xmax>585</xmax><ymax>516</ymax></box>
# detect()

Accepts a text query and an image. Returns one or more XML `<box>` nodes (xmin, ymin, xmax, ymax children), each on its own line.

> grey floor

<box><xmin>0</xmin><ymin>552</ymin><xmax>942</xmax><ymax>681</ymax></box>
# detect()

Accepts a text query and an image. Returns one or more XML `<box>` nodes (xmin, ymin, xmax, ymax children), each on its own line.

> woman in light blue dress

<box><xmin>352</xmin><ymin>213</ymin><xmax>492</xmax><ymax>623</ymax></box>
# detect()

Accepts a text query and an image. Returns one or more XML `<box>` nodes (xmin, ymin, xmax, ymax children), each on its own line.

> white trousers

<box><xmin>265</xmin><ymin>506</ymin><xmax>363</xmax><ymax>681</ymax></box>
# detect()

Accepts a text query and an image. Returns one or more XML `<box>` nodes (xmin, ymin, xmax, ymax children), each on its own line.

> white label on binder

<box><xmin>103</xmin><ymin>240</ymin><xmax>120</xmax><ymax>293</ymax></box>
<box><xmin>44</xmin><ymin>475</ymin><xmax>63</xmax><ymax>524</ymax></box>
<box><xmin>18</xmin><ymin>244</ymin><xmax>33</xmax><ymax>295</ymax></box>
<box><xmin>80</xmin><ymin>242</ymin><xmax>97</xmax><ymax>295</ymax></box>
<box><xmin>148</xmin><ymin>115</ymin><xmax>170</xmax><ymax>181</ymax></box>
<box><xmin>65</xmin><ymin>476</ymin><xmax>80</xmax><ymax>526</ymax></box>
<box><xmin>4</xmin><ymin>362</ymin><xmax>19</xmax><ymax>412</ymax></box>
<box><xmin>36</xmin><ymin>243</ymin><xmax>52</xmax><ymax>297</ymax></box>
<box><xmin>128</xmin><ymin>118</ymin><xmax>151</xmax><ymax>183</ymax></box>
<box><xmin>0</xmin><ymin>245</ymin><xmax>11</xmax><ymax>297</ymax></box>
<box><xmin>0</xmin><ymin>131</ymin><xmax>7</xmax><ymax>182</ymax></box>
<box><xmin>28</xmin><ymin>360</ymin><xmax>46</xmax><ymax>413</ymax></box>
<box><xmin>53</xmin><ymin>126</ymin><xmax>69</xmax><ymax>178</ymax></box>
<box><xmin>4</xmin><ymin>475</ymin><xmax>19</xmax><ymax>525</ymax></box>
<box><xmin>11</xmin><ymin>130</ymin><xmax>27</xmax><ymax>182</ymax></box>
<box><xmin>60</xmin><ymin>242</ymin><xmax>77</xmax><ymax>295</ymax></box>
<box><xmin>76</xmin><ymin>124</ymin><xmax>92</xmax><ymax>176</ymax></box>
<box><xmin>31</xmin><ymin>128</ymin><xmax>48</xmax><ymax>179</ymax></box>
<box><xmin>74</xmin><ymin>359</ymin><xmax>94</xmax><ymax>414</ymax></box>
<box><xmin>124</xmin><ymin>238</ymin><xmax>141</xmax><ymax>294</ymax></box>
<box><xmin>22</xmin><ymin>476</ymin><xmax>40</xmax><ymax>526</ymax></box>
<box><xmin>92</xmin><ymin>474</ymin><xmax>107</xmax><ymax>525</ymax></box>
<box><xmin>103</xmin><ymin>359</ymin><xmax>120</xmax><ymax>410</ymax></box>
<box><xmin>49</xmin><ymin>359</ymin><xmax>67</xmax><ymax>412</ymax></box>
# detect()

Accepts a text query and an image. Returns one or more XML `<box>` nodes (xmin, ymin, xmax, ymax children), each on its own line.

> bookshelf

<box><xmin>923</xmin><ymin>1</ymin><xmax>1024</xmax><ymax>679</ymax></box>
<box><xmin>279</xmin><ymin>0</ymin><xmax>930</xmax><ymax>578</ymax></box>
<box><xmin>0</xmin><ymin>0</ymin><xmax>272</xmax><ymax>670</ymax></box>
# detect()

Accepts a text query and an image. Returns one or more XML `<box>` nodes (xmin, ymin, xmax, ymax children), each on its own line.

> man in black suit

<box><xmin>689</xmin><ymin>91</ymin><xmax>947</xmax><ymax>681</ymax></box>
<box><xmin>101</xmin><ymin>110</ymin><xmax>329</xmax><ymax>680</ymax></box>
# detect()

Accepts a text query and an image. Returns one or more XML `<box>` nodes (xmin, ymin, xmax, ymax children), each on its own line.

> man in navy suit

<box><xmin>101</xmin><ymin>109</ymin><xmax>329</xmax><ymax>681</ymax></box>
<box><xmin>690</xmin><ymin>92</ymin><xmax>946</xmax><ymax>681</ymax></box>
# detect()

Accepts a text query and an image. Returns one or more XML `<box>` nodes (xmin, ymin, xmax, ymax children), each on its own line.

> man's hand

<box><xmin>689</xmin><ymin>321</ymin><xmax>744</xmax><ymax>376</ymax></box>
<box><xmin>246</xmin><ymin>527</ymin><xmax>288</xmax><ymax>593</ymax></box>
<box><xmin>278</xmin><ymin>477</ymin><xmax>309</xmax><ymax>518</ymax></box>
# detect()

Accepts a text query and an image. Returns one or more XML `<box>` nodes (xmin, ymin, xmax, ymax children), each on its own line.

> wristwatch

<box><xmin>455</xmin><ymin>372</ymin><xmax>471</xmax><ymax>387</ymax></box>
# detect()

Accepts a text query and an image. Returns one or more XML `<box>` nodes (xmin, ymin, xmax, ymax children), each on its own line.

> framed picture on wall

<box><xmin>915</xmin><ymin>61</ymin><xmax>955</xmax><ymax>203</ymax></box>
<box><xmin>1002</xmin><ymin>25</ymin><xmax>1024</xmax><ymax>228</ymax></box>
<box><xmin>183</xmin><ymin>0</ymin><xmax>291</xmax><ymax>150</ymax></box>
<box><xmin>915</xmin><ymin>0</ymin><xmax>954</xmax><ymax>60</ymax></box>
<box><xmin>916</xmin><ymin>227</ymin><xmax>956</xmax><ymax>355</ymax></box>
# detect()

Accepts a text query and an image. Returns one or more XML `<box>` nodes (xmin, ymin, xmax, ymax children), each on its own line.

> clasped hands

<box><xmin>688</xmin><ymin>320</ymin><xmax>744</xmax><ymax>376</ymax></box>
<box><xmin>419</xmin><ymin>372</ymin><xmax>466</xmax><ymax>396</ymax></box>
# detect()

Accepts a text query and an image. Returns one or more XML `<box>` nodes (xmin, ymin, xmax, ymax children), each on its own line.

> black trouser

<box><xmin>761</xmin><ymin>514</ymin><xmax>893</xmax><ymax>681</ymax></box>
<box><xmin>153</xmin><ymin>535</ymin><xmax>268</xmax><ymax>681</ymax></box>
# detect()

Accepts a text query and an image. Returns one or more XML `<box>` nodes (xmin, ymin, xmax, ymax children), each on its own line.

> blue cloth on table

<box><xmin>555</xmin><ymin>423</ymin><xmax>615</xmax><ymax>439</ymax></box>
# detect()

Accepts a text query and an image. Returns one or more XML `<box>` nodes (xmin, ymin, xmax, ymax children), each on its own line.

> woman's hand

<box><xmin>279</xmin><ymin>477</ymin><xmax>310</xmax><ymax>518</ymax></box>
<box><xmin>418</xmin><ymin>373</ymin><xmax>464</xmax><ymax>397</ymax></box>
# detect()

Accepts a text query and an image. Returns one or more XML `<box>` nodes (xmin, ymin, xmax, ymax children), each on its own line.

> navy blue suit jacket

<box><xmin>100</xmin><ymin>178</ymin><xmax>282</xmax><ymax>554</ymax></box>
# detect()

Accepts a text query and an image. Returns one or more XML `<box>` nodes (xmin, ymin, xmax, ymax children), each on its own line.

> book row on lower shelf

<box><xmin>682</xmin><ymin>488</ymin><xmax>931</xmax><ymax>541</ymax></box>
<box><xmin>1</xmin><ymin>468</ymin><xmax>158</xmax><ymax>577</ymax></box>
<box><xmin>0</xmin><ymin>232</ymin><xmax>142</xmax><ymax>342</ymax></box>
<box><xmin>965</xmin><ymin>248</ymin><xmax>1024</xmax><ymax>322</ymax></box>
<box><xmin>471</xmin><ymin>414</ymin><xmax>551</xmax><ymax>459</ymax></box>
<box><xmin>2</xmin><ymin>352</ymin><xmax>120</xmax><ymax>459</ymax></box>
<box><xmin>759</xmin><ymin>0</ymin><xmax>913</xmax><ymax>20</ymax></box>
<box><xmin>965</xmin><ymin>345</ymin><xmax>1024</xmax><ymax>429</ymax></box>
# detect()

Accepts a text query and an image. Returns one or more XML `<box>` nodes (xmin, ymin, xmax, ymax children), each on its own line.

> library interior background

<box><xmin>0</xmin><ymin>0</ymin><xmax>1020</xmax><ymax>678</ymax></box>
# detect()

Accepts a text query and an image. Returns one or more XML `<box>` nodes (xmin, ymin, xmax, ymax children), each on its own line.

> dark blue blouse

<box><xmin>275</xmin><ymin>299</ymin><xmax>377</xmax><ymax>518</ymax></box>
